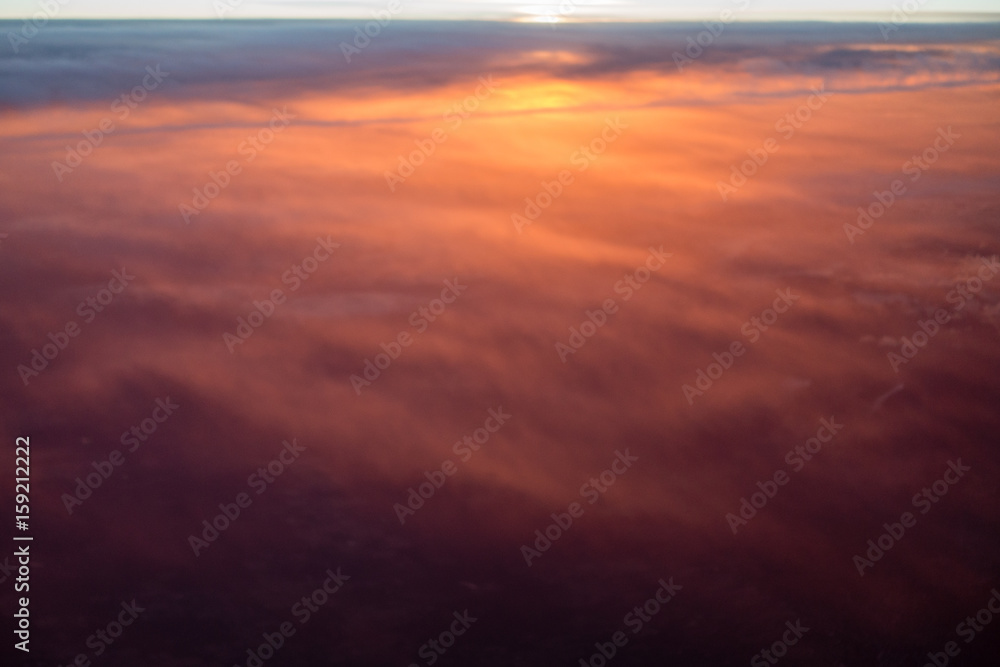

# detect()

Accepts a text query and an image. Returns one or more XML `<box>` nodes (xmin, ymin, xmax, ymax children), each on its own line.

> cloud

<box><xmin>2</xmin><ymin>21</ymin><xmax>999</xmax><ymax>111</ymax></box>
<box><xmin>2</xmin><ymin>19</ymin><xmax>1000</xmax><ymax>665</ymax></box>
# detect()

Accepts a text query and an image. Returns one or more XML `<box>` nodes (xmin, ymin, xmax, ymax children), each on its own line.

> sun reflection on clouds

<box><xmin>515</xmin><ymin>5</ymin><xmax>564</xmax><ymax>23</ymax></box>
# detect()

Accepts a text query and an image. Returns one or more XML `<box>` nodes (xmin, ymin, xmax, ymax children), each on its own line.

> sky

<box><xmin>2</xmin><ymin>17</ymin><xmax>1000</xmax><ymax>666</ymax></box>
<box><xmin>1</xmin><ymin>0</ymin><xmax>999</xmax><ymax>21</ymax></box>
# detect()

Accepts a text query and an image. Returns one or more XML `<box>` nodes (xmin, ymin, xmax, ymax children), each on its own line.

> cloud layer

<box><xmin>1</xmin><ymin>21</ymin><xmax>1000</xmax><ymax>666</ymax></box>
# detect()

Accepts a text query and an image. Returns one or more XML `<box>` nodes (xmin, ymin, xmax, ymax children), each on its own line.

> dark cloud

<box><xmin>1</xmin><ymin>20</ymin><xmax>999</xmax><ymax>109</ymax></box>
